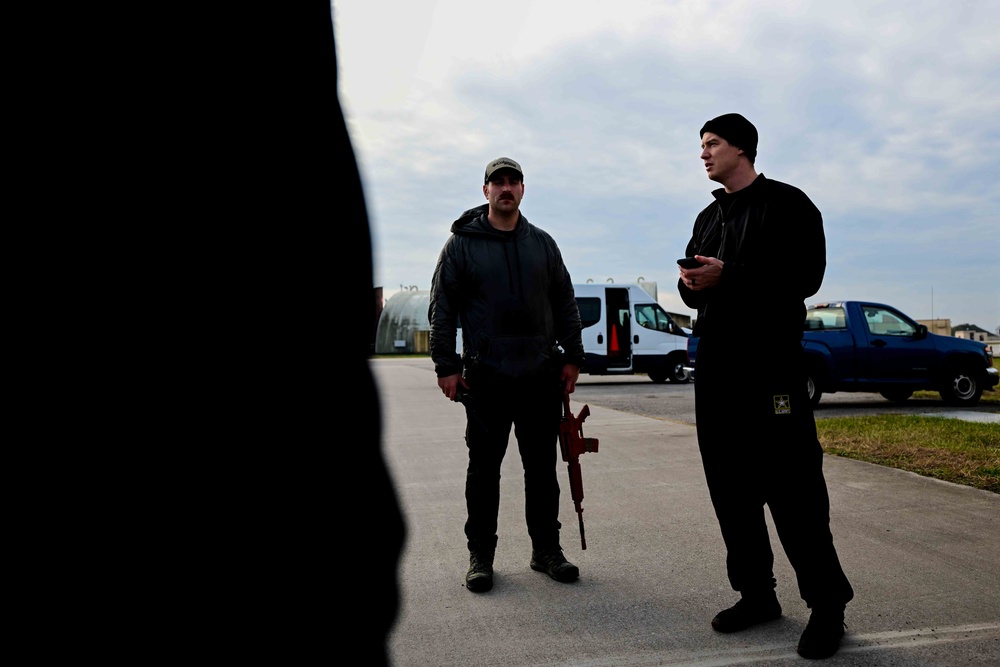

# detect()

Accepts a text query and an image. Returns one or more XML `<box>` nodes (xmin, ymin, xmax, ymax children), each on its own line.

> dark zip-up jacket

<box><xmin>678</xmin><ymin>174</ymin><xmax>826</xmax><ymax>348</ymax></box>
<box><xmin>429</xmin><ymin>204</ymin><xmax>585</xmax><ymax>379</ymax></box>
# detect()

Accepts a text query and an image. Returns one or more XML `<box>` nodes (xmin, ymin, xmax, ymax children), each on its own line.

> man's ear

<box><xmin>483</xmin><ymin>184</ymin><xmax>489</xmax><ymax>199</ymax></box>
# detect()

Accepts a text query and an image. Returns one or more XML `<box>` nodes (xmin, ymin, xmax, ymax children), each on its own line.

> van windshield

<box><xmin>635</xmin><ymin>303</ymin><xmax>683</xmax><ymax>335</ymax></box>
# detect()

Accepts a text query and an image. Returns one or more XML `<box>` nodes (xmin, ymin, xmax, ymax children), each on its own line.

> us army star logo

<box><xmin>773</xmin><ymin>395</ymin><xmax>791</xmax><ymax>415</ymax></box>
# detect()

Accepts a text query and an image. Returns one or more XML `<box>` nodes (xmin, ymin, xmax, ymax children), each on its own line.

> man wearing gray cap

<box><xmin>677</xmin><ymin>114</ymin><xmax>854</xmax><ymax>660</ymax></box>
<box><xmin>429</xmin><ymin>157</ymin><xmax>587</xmax><ymax>593</ymax></box>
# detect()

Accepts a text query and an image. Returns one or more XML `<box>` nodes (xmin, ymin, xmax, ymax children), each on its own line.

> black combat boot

<box><xmin>530</xmin><ymin>548</ymin><xmax>579</xmax><ymax>583</ymax></box>
<box><xmin>711</xmin><ymin>592</ymin><xmax>782</xmax><ymax>633</ymax></box>
<box><xmin>797</xmin><ymin>605</ymin><xmax>846</xmax><ymax>659</ymax></box>
<box><xmin>465</xmin><ymin>551</ymin><xmax>494</xmax><ymax>592</ymax></box>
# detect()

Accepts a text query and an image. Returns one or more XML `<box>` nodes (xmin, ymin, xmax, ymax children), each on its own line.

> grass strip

<box><xmin>817</xmin><ymin>415</ymin><xmax>1000</xmax><ymax>494</ymax></box>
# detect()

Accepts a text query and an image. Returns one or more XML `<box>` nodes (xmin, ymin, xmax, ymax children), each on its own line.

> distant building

<box><xmin>917</xmin><ymin>318</ymin><xmax>952</xmax><ymax>336</ymax></box>
<box><xmin>371</xmin><ymin>286</ymin><xmax>383</xmax><ymax>354</ymax></box>
<box><xmin>375</xmin><ymin>290</ymin><xmax>432</xmax><ymax>355</ymax></box>
<box><xmin>953</xmin><ymin>323</ymin><xmax>992</xmax><ymax>343</ymax></box>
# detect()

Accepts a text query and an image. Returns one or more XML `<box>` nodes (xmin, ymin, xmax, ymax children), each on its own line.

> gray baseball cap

<box><xmin>484</xmin><ymin>157</ymin><xmax>523</xmax><ymax>184</ymax></box>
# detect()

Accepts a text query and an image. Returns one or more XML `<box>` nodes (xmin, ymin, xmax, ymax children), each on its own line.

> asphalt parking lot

<box><xmin>375</xmin><ymin>357</ymin><xmax>999</xmax><ymax>667</ymax></box>
<box><xmin>570</xmin><ymin>371</ymin><xmax>1000</xmax><ymax>425</ymax></box>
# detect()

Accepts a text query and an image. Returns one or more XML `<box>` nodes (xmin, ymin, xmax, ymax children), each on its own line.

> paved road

<box><xmin>376</xmin><ymin>357</ymin><xmax>1000</xmax><ymax>667</ymax></box>
<box><xmin>571</xmin><ymin>372</ymin><xmax>999</xmax><ymax>424</ymax></box>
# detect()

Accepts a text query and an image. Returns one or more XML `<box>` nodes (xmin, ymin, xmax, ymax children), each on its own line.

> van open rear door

<box><xmin>605</xmin><ymin>287</ymin><xmax>632</xmax><ymax>370</ymax></box>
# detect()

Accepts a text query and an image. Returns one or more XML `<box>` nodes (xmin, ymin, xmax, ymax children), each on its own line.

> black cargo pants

<box><xmin>461</xmin><ymin>367</ymin><xmax>564</xmax><ymax>555</ymax></box>
<box><xmin>693</xmin><ymin>336</ymin><xmax>854</xmax><ymax>608</ymax></box>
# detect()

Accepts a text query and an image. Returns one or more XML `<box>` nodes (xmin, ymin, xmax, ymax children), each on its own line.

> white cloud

<box><xmin>334</xmin><ymin>0</ymin><xmax>1000</xmax><ymax>330</ymax></box>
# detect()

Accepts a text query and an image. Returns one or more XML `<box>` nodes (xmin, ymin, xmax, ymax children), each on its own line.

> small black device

<box><xmin>677</xmin><ymin>257</ymin><xmax>702</xmax><ymax>269</ymax></box>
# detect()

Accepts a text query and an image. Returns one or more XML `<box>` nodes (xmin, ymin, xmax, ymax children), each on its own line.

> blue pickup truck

<box><xmin>801</xmin><ymin>301</ymin><xmax>998</xmax><ymax>406</ymax></box>
<box><xmin>686</xmin><ymin>300</ymin><xmax>999</xmax><ymax>407</ymax></box>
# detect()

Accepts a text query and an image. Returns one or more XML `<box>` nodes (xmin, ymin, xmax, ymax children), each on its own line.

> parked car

<box><xmin>802</xmin><ymin>301</ymin><xmax>998</xmax><ymax>406</ymax></box>
<box><xmin>684</xmin><ymin>300</ymin><xmax>999</xmax><ymax>406</ymax></box>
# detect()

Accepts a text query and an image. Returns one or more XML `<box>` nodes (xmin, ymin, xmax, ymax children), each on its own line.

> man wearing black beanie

<box><xmin>677</xmin><ymin>113</ymin><xmax>854</xmax><ymax>660</ymax></box>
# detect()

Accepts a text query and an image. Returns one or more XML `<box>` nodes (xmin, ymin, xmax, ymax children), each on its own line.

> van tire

<box><xmin>649</xmin><ymin>355</ymin><xmax>691</xmax><ymax>384</ymax></box>
<box><xmin>667</xmin><ymin>359</ymin><xmax>691</xmax><ymax>384</ymax></box>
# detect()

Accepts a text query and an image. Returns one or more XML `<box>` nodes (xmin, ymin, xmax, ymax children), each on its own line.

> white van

<box><xmin>573</xmin><ymin>283</ymin><xmax>691</xmax><ymax>383</ymax></box>
<box><xmin>455</xmin><ymin>283</ymin><xmax>691</xmax><ymax>383</ymax></box>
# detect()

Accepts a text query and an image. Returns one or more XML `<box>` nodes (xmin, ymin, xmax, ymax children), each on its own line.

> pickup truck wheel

<box><xmin>879</xmin><ymin>390</ymin><xmax>913</xmax><ymax>403</ymax></box>
<box><xmin>806</xmin><ymin>374</ymin><xmax>822</xmax><ymax>407</ymax></box>
<box><xmin>939</xmin><ymin>366</ymin><xmax>983</xmax><ymax>406</ymax></box>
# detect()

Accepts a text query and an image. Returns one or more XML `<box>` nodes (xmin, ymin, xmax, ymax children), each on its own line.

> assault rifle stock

<box><xmin>558</xmin><ymin>395</ymin><xmax>599</xmax><ymax>549</ymax></box>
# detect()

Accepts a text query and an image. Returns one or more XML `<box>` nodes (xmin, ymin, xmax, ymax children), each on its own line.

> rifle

<box><xmin>558</xmin><ymin>395</ymin><xmax>599</xmax><ymax>549</ymax></box>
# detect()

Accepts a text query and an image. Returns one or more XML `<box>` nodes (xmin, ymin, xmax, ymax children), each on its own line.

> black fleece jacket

<box><xmin>679</xmin><ymin>174</ymin><xmax>826</xmax><ymax>348</ymax></box>
<box><xmin>429</xmin><ymin>204</ymin><xmax>585</xmax><ymax>379</ymax></box>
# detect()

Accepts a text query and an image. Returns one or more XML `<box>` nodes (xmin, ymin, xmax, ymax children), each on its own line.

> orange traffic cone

<box><xmin>610</xmin><ymin>324</ymin><xmax>619</xmax><ymax>354</ymax></box>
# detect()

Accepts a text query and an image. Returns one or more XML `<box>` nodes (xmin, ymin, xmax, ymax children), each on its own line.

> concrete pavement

<box><xmin>375</xmin><ymin>357</ymin><xmax>1000</xmax><ymax>667</ymax></box>
<box><xmin>922</xmin><ymin>411</ymin><xmax>1000</xmax><ymax>423</ymax></box>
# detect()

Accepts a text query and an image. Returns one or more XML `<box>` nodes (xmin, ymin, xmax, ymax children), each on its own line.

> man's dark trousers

<box><xmin>694</xmin><ymin>336</ymin><xmax>854</xmax><ymax>607</ymax></box>
<box><xmin>462</xmin><ymin>368</ymin><xmax>564</xmax><ymax>555</ymax></box>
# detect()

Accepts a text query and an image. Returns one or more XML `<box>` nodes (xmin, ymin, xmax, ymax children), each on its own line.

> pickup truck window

<box><xmin>805</xmin><ymin>306</ymin><xmax>847</xmax><ymax>330</ymax></box>
<box><xmin>863</xmin><ymin>306</ymin><xmax>916</xmax><ymax>336</ymax></box>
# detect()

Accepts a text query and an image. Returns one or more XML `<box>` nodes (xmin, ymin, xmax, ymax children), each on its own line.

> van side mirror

<box><xmin>916</xmin><ymin>324</ymin><xmax>928</xmax><ymax>339</ymax></box>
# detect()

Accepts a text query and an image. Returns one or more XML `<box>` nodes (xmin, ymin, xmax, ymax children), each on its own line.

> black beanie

<box><xmin>700</xmin><ymin>113</ymin><xmax>758</xmax><ymax>164</ymax></box>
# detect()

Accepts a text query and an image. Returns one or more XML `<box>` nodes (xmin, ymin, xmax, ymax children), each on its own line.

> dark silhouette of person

<box><xmin>69</xmin><ymin>5</ymin><xmax>405</xmax><ymax>664</ymax></box>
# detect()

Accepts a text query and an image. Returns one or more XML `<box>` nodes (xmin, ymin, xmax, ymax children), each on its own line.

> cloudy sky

<box><xmin>333</xmin><ymin>0</ymin><xmax>999</xmax><ymax>332</ymax></box>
